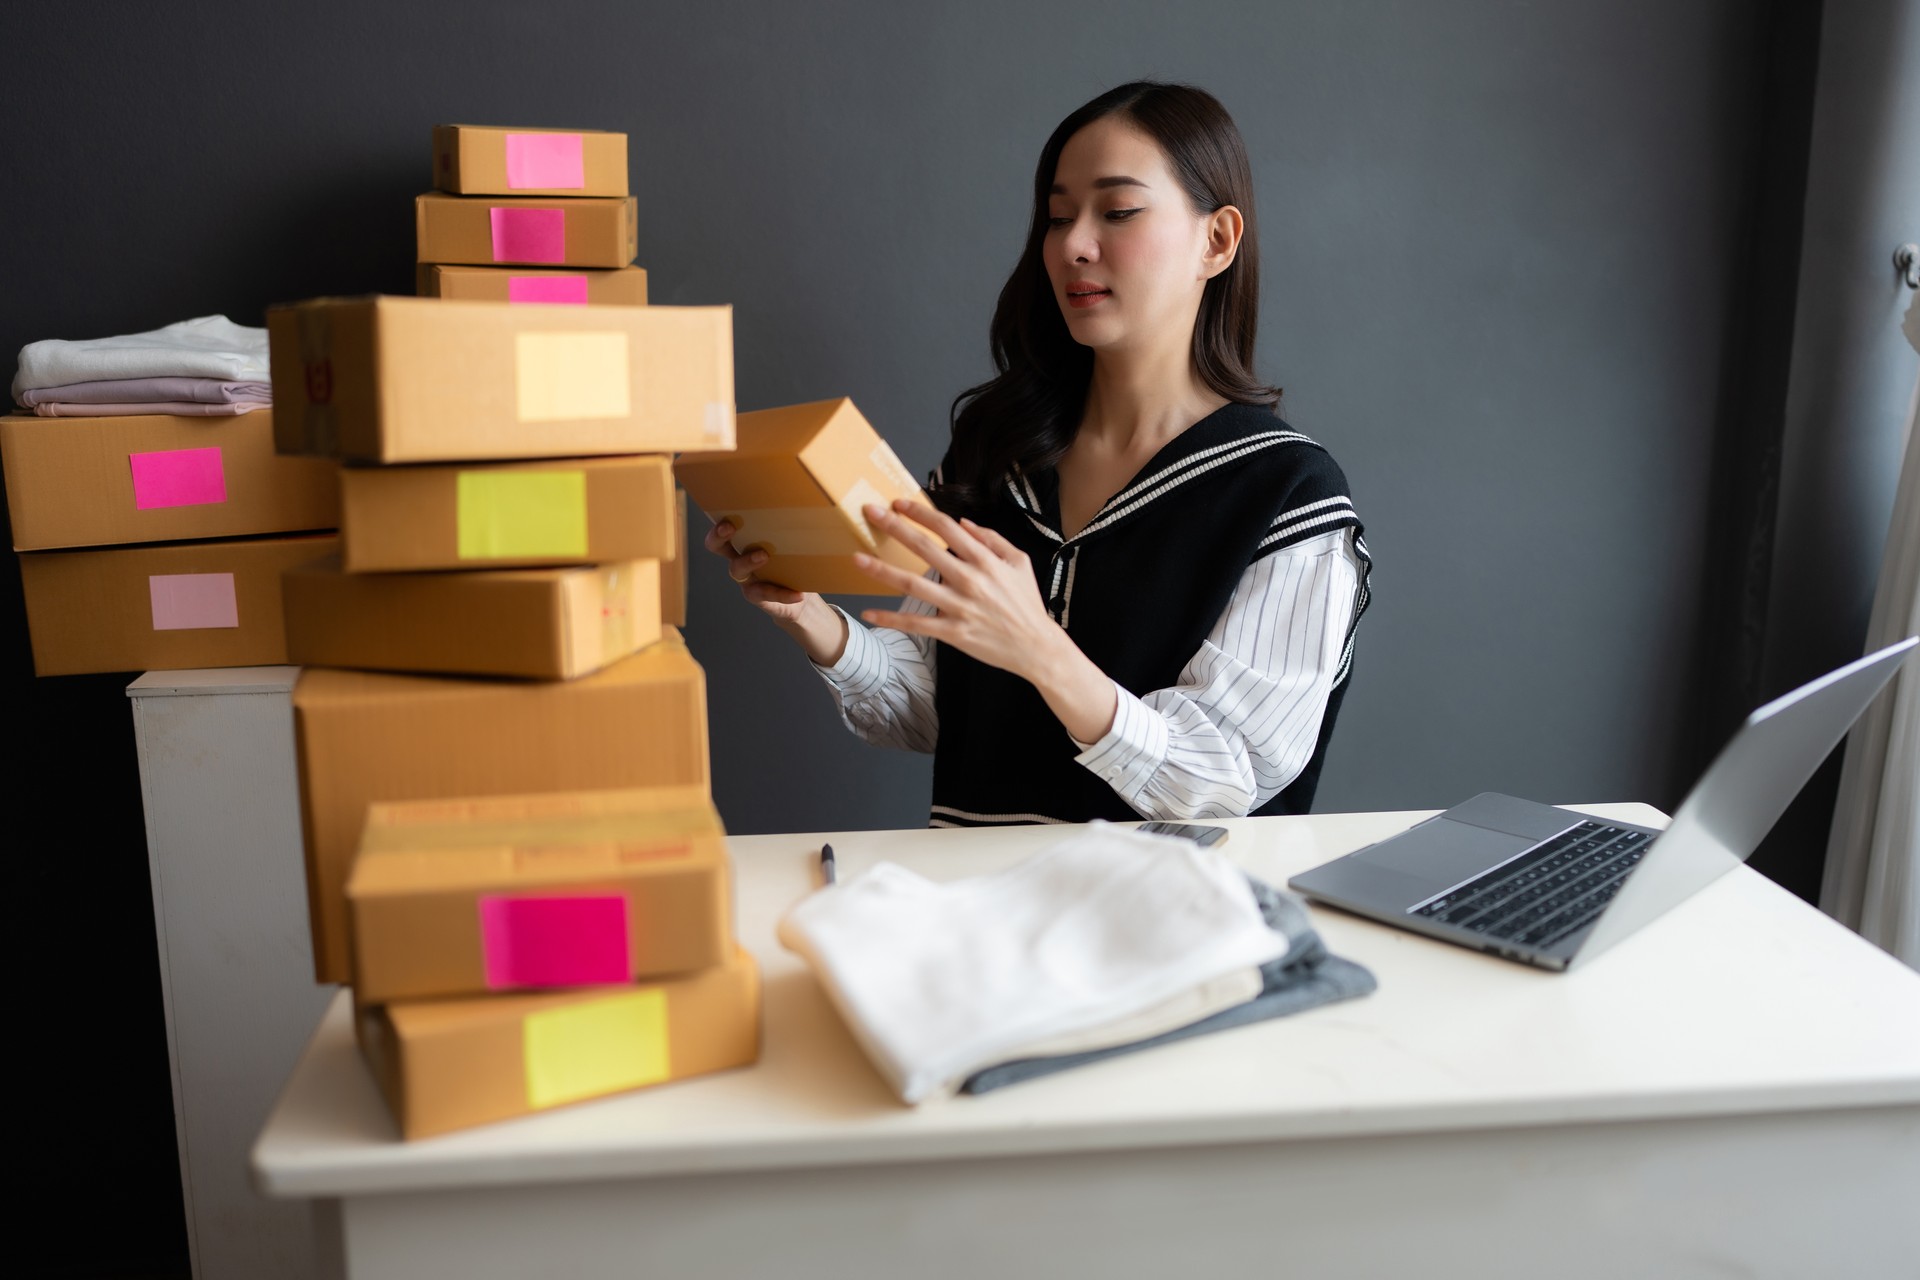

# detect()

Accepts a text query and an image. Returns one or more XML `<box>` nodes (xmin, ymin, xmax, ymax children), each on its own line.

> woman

<box><xmin>706</xmin><ymin>81</ymin><xmax>1371</xmax><ymax>826</ymax></box>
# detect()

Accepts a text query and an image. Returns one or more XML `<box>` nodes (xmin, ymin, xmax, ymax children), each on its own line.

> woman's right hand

<box><xmin>702</xmin><ymin>520</ymin><xmax>850</xmax><ymax>665</ymax></box>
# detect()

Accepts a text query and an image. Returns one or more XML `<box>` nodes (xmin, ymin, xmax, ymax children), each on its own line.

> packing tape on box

<box><xmin>505</xmin><ymin>132</ymin><xmax>585</xmax><ymax>190</ymax></box>
<box><xmin>514</xmin><ymin>332</ymin><xmax>631</xmax><ymax>422</ymax></box>
<box><xmin>149</xmin><ymin>573</ymin><xmax>239</xmax><ymax>630</ymax></box>
<box><xmin>522</xmin><ymin>988</ymin><xmax>670</xmax><ymax>1110</ymax></box>
<box><xmin>480</xmin><ymin>894</ymin><xmax>630</xmax><ymax>989</ymax></box>
<box><xmin>456</xmin><ymin>469</ymin><xmax>589</xmax><ymax>559</ymax></box>
<box><xmin>129</xmin><ymin>447</ymin><xmax>227</xmax><ymax>510</ymax></box>
<box><xmin>600</xmin><ymin>564</ymin><xmax>634</xmax><ymax>656</ymax></box>
<box><xmin>490</xmin><ymin>206</ymin><xmax>568</xmax><ymax>263</ymax></box>
<box><xmin>508</xmin><ymin>275</ymin><xmax>589</xmax><ymax>305</ymax></box>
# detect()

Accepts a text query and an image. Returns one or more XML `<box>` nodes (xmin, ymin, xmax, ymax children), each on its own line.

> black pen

<box><xmin>819</xmin><ymin>842</ymin><xmax>837</xmax><ymax>886</ymax></box>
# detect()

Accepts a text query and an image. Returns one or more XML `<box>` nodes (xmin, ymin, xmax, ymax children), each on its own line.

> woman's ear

<box><xmin>1201</xmin><ymin>205</ymin><xmax>1244</xmax><ymax>281</ymax></box>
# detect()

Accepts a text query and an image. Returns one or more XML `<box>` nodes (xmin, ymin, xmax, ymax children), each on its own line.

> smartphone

<box><xmin>1137</xmin><ymin>821</ymin><xmax>1229</xmax><ymax>848</ymax></box>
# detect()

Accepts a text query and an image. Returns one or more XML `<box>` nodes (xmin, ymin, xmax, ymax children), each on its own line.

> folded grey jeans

<box><xmin>959</xmin><ymin>876</ymin><xmax>1376</xmax><ymax>1095</ymax></box>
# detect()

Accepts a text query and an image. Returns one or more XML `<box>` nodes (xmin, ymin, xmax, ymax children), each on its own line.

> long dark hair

<box><xmin>935</xmin><ymin>81</ymin><xmax>1279</xmax><ymax>514</ymax></box>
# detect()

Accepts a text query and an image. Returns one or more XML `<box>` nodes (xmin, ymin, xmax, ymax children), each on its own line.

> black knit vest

<box><xmin>928</xmin><ymin>404</ymin><xmax>1371</xmax><ymax>827</ymax></box>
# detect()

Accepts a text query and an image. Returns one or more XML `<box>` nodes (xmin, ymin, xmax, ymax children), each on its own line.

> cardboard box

<box><xmin>347</xmin><ymin>785</ymin><xmax>731</xmax><ymax>1002</ymax></box>
<box><xmin>357</xmin><ymin>947</ymin><xmax>759</xmax><ymax>1140</ymax></box>
<box><xmin>432</xmin><ymin>125</ymin><xmax>629</xmax><ymax>198</ymax></box>
<box><xmin>19</xmin><ymin>533</ymin><xmax>338</xmax><ymax>676</ymax></box>
<box><xmin>417</xmin><ymin>264</ymin><xmax>648</xmax><ymax>307</ymax></box>
<box><xmin>268</xmin><ymin>295</ymin><xmax>735</xmax><ymax>463</ymax></box>
<box><xmin>283</xmin><ymin>557</ymin><xmax>660</xmax><ymax>679</ymax></box>
<box><xmin>662</xmin><ymin>488</ymin><xmax>688</xmax><ymax>627</ymax></box>
<box><xmin>1</xmin><ymin>411</ymin><xmax>338</xmax><ymax>551</ymax></box>
<box><xmin>294</xmin><ymin>632</ymin><xmax>710</xmax><ymax>983</ymax></box>
<box><xmin>673</xmin><ymin>397</ymin><xmax>938</xmax><ymax>595</ymax></box>
<box><xmin>338</xmin><ymin>455</ymin><xmax>676</xmax><ymax>572</ymax></box>
<box><xmin>415</xmin><ymin>193</ymin><xmax>637</xmax><ymax>268</ymax></box>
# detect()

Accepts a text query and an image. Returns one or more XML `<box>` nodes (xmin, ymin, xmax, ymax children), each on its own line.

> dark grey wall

<box><xmin>0</xmin><ymin>2</ymin><xmax>1808</xmax><ymax>1272</ymax></box>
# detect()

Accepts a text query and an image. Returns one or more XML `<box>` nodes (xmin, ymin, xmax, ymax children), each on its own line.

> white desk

<box><xmin>253</xmin><ymin>806</ymin><xmax>1920</xmax><ymax>1279</ymax></box>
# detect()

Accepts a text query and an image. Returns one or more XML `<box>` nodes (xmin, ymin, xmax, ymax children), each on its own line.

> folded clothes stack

<box><xmin>778</xmin><ymin>823</ymin><xmax>1377</xmax><ymax>1104</ymax></box>
<box><xmin>10</xmin><ymin>315</ymin><xmax>272</xmax><ymax>416</ymax></box>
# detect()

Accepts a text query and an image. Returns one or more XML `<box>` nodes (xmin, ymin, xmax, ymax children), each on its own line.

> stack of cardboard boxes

<box><xmin>415</xmin><ymin>126</ymin><xmax>649</xmax><ymax>307</ymax></box>
<box><xmin>4</xmin><ymin>404</ymin><xmax>338</xmax><ymax>675</ymax></box>
<box><xmin>262</xmin><ymin>124</ymin><xmax>754</xmax><ymax>1140</ymax></box>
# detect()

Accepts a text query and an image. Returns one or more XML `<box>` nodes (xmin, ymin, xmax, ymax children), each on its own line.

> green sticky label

<box><xmin>522</xmin><ymin>988</ymin><xmax>670</xmax><ymax>1110</ymax></box>
<box><xmin>457</xmin><ymin>469</ymin><xmax>588</xmax><ymax>560</ymax></box>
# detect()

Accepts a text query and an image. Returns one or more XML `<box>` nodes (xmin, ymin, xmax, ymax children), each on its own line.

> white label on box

<box><xmin>835</xmin><ymin>478</ymin><xmax>888</xmax><ymax>550</ymax></box>
<box><xmin>869</xmin><ymin>441</ymin><xmax>922</xmax><ymax>494</ymax></box>
<box><xmin>515</xmin><ymin>332</ymin><xmax>632</xmax><ymax>422</ymax></box>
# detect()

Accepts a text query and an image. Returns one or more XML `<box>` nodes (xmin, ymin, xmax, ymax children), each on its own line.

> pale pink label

<box><xmin>490</xmin><ymin>207</ymin><xmax>567</xmax><ymax>263</ymax></box>
<box><xmin>149</xmin><ymin>573</ymin><xmax>239</xmax><ymax>630</ymax></box>
<box><xmin>505</xmin><ymin>132</ymin><xmax>585</xmax><ymax>190</ymax></box>
<box><xmin>129</xmin><ymin>447</ymin><xmax>226</xmax><ymax>510</ymax></box>
<box><xmin>479</xmin><ymin>895</ymin><xmax>629</xmax><ymax>989</ymax></box>
<box><xmin>508</xmin><ymin>275</ymin><xmax>590</xmax><ymax>305</ymax></box>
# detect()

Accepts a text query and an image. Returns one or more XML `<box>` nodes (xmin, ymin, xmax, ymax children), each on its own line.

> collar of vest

<box><xmin>1001</xmin><ymin>406</ymin><xmax>1324</xmax><ymax>546</ymax></box>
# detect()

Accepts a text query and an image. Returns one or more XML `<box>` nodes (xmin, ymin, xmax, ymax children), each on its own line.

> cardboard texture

<box><xmin>662</xmin><ymin>488</ymin><xmax>688</xmax><ymax>627</ymax></box>
<box><xmin>267</xmin><ymin>295</ymin><xmax>735</xmax><ymax>463</ymax></box>
<box><xmin>1</xmin><ymin>412</ymin><xmax>338</xmax><ymax>551</ymax></box>
<box><xmin>417</xmin><ymin>264</ymin><xmax>649</xmax><ymax>307</ymax></box>
<box><xmin>432</xmin><ymin>125</ymin><xmax>629</xmax><ymax>197</ymax></box>
<box><xmin>283</xmin><ymin>557</ymin><xmax>660</xmax><ymax>679</ymax></box>
<box><xmin>19</xmin><ymin>533</ymin><xmax>338</xmax><ymax>676</ymax></box>
<box><xmin>415</xmin><ymin>193</ymin><xmax>637</xmax><ymax>268</ymax></box>
<box><xmin>337</xmin><ymin>455</ymin><xmax>676</xmax><ymax>572</ymax></box>
<box><xmin>674</xmin><ymin>397</ymin><xmax>938</xmax><ymax>595</ymax></box>
<box><xmin>347</xmin><ymin>784</ymin><xmax>731</xmax><ymax>1001</ymax></box>
<box><xmin>357</xmin><ymin>947</ymin><xmax>759</xmax><ymax>1140</ymax></box>
<box><xmin>293</xmin><ymin>632</ymin><xmax>710</xmax><ymax>983</ymax></box>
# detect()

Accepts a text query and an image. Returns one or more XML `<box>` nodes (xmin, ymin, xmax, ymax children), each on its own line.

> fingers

<box><xmin>742</xmin><ymin>581</ymin><xmax>805</xmax><ymax>607</ymax></box>
<box><xmin>860</xmin><ymin>607</ymin><xmax>948</xmax><ymax>639</ymax></box>
<box><xmin>727</xmin><ymin>547</ymin><xmax>771</xmax><ymax>584</ymax></box>
<box><xmin>702</xmin><ymin>519</ymin><xmax>738</xmax><ymax>557</ymax></box>
<box><xmin>852</xmin><ymin>553</ymin><xmax>962</xmax><ymax>611</ymax></box>
<box><xmin>881</xmin><ymin>499</ymin><xmax>991</xmax><ymax>567</ymax></box>
<box><xmin>960</xmin><ymin>517</ymin><xmax>1026</xmax><ymax>564</ymax></box>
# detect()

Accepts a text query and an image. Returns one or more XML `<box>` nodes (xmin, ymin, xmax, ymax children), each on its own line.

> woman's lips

<box><xmin>1066</xmin><ymin>288</ymin><xmax>1111</xmax><ymax>309</ymax></box>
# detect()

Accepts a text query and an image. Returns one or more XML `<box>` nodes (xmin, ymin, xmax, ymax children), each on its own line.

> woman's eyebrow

<box><xmin>1049</xmin><ymin>175</ymin><xmax>1150</xmax><ymax>195</ymax></box>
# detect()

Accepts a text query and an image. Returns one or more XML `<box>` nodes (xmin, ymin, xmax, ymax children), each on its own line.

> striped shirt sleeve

<box><xmin>810</xmin><ymin>575</ymin><xmax>942</xmax><ymax>753</ymax></box>
<box><xmin>1070</xmin><ymin>527</ymin><xmax>1364</xmax><ymax>819</ymax></box>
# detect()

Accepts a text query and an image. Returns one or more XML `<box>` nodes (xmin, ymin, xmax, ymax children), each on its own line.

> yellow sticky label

<box><xmin>522</xmin><ymin>988</ymin><xmax>670</xmax><ymax>1110</ymax></box>
<box><xmin>457</xmin><ymin>470</ymin><xmax>589</xmax><ymax>559</ymax></box>
<box><xmin>514</xmin><ymin>331</ymin><xmax>631</xmax><ymax>422</ymax></box>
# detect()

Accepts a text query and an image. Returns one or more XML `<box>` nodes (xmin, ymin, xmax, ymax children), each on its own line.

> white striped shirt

<box><xmin>810</xmin><ymin>526</ymin><xmax>1364</xmax><ymax>820</ymax></box>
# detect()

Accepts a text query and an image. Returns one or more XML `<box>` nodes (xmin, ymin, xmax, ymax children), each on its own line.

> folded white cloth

<box><xmin>777</xmin><ymin>822</ymin><xmax>1289</xmax><ymax>1103</ymax></box>
<box><xmin>12</xmin><ymin>315</ymin><xmax>269</xmax><ymax>398</ymax></box>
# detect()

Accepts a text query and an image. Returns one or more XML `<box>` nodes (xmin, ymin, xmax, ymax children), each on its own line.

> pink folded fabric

<box><xmin>16</xmin><ymin>376</ymin><xmax>270</xmax><ymax>408</ymax></box>
<box><xmin>32</xmin><ymin>401</ymin><xmax>269</xmax><ymax>418</ymax></box>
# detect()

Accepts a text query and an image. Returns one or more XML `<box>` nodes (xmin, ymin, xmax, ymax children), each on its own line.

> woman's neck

<box><xmin>1079</xmin><ymin>339</ymin><xmax>1229</xmax><ymax>454</ymax></box>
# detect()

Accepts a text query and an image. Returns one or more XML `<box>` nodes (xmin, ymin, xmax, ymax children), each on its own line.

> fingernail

<box><xmin>863</xmin><ymin>504</ymin><xmax>886</xmax><ymax>520</ymax></box>
<box><xmin>717</xmin><ymin>522</ymin><xmax>732</xmax><ymax>535</ymax></box>
<box><xmin>752</xmin><ymin>551</ymin><xmax>767</xmax><ymax>563</ymax></box>
<box><xmin>852</xmin><ymin>552</ymin><xmax>870</xmax><ymax>566</ymax></box>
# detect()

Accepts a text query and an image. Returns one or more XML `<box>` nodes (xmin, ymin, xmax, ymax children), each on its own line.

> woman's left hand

<box><xmin>853</xmin><ymin>499</ymin><xmax>1065</xmax><ymax>683</ymax></box>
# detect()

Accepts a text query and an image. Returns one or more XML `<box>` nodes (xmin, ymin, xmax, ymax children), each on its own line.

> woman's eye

<box><xmin>1106</xmin><ymin>208</ymin><xmax>1143</xmax><ymax>221</ymax></box>
<box><xmin>1047</xmin><ymin>216</ymin><xmax>1071</xmax><ymax>227</ymax></box>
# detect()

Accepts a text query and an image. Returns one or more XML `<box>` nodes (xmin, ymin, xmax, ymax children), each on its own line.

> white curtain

<box><xmin>1820</xmin><ymin>287</ymin><xmax>1920</xmax><ymax>967</ymax></box>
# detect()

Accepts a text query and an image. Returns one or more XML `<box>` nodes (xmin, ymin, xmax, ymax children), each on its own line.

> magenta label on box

<box><xmin>508</xmin><ymin>275</ymin><xmax>590</xmax><ymax>305</ymax></box>
<box><xmin>479</xmin><ymin>895</ymin><xmax>629</xmax><ymax>989</ymax></box>
<box><xmin>505</xmin><ymin>132</ymin><xmax>585</xmax><ymax>190</ymax></box>
<box><xmin>148</xmin><ymin>573</ymin><xmax>239</xmax><ymax>630</ymax></box>
<box><xmin>490</xmin><ymin>206</ymin><xmax>567</xmax><ymax>263</ymax></box>
<box><xmin>129</xmin><ymin>446</ymin><xmax>226</xmax><ymax>510</ymax></box>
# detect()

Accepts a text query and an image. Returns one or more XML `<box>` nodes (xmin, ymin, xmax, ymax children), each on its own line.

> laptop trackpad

<box><xmin>1361</xmin><ymin>819</ymin><xmax>1536</xmax><ymax>890</ymax></box>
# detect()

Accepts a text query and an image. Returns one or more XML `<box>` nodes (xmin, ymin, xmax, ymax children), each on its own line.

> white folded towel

<box><xmin>12</xmin><ymin>315</ymin><xmax>270</xmax><ymax>398</ymax></box>
<box><xmin>777</xmin><ymin>822</ymin><xmax>1289</xmax><ymax>1104</ymax></box>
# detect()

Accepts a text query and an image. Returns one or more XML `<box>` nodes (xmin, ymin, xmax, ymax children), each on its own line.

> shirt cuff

<box><xmin>1072</xmin><ymin>681</ymin><xmax>1171</xmax><ymax>802</ymax></box>
<box><xmin>810</xmin><ymin>605</ymin><xmax>891</xmax><ymax>699</ymax></box>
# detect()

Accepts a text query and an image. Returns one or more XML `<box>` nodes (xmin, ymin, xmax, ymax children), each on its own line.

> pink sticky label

<box><xmin>508</xmin><ymin>275</ymin><xmax>590</xmax><ymax>305</ymax></box>
<box><xmin>505</xmin><ymin>132</ymin><xmax>586</xmax><ymax>190</ymax></box>
<box><xmin>490</xmin><ymin>207</ymin><xmax>567</xmax><ymax>263</ymax></box>
<box><xmin>479</xmin><ymin>895</ymin><xmax>629</xmax><ymax>989</ymax></box>
<box><xmin>129</xmin><ymin>447</ymin><xmax>226</xmax><ymax>510</ymax></box>
<box><xmin>149</xmin><ymin>573</ymin><xmax>239</xmax><ymax>630</ymax></box>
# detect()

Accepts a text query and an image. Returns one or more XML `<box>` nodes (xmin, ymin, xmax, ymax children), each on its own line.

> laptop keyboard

<box><xmin>1409</xmin><ymin>820</ymin><xmax>1653</xmax><ymax>951</ymax></box>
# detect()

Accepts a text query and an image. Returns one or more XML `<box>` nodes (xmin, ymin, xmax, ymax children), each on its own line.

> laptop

<box><xmin>1288</xmin><ymin>636</ymin><xmax>1917</xmax><ymax>971</ymax></box>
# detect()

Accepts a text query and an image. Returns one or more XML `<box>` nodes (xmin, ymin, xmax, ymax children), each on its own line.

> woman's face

<box><xmin>1043</xmin><ymin>116</ymin><xmax>1236</xmax><ymax>355</ymax></box>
